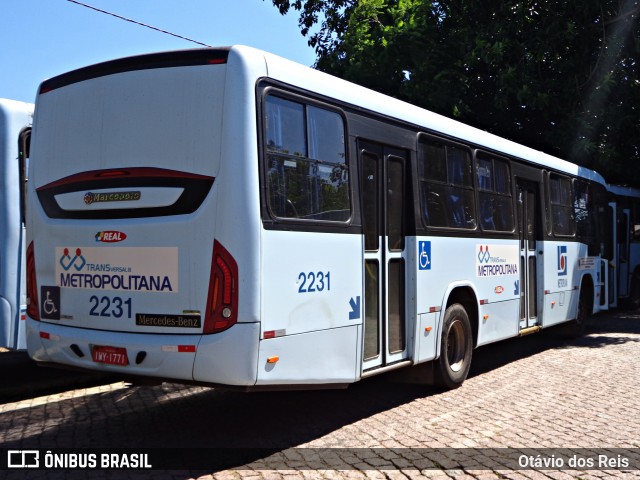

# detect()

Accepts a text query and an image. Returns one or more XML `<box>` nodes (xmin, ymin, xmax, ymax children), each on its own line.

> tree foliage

<box><xmin>269</xmin><ymin>0</ymin><xmax>640</xmax><ymax>185</ymax></box>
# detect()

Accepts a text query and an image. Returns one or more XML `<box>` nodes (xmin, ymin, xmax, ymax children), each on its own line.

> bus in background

<box><xmin>607</xmin><ymin>184</ymin><xmax>640</xmax><ymax>309</ymax></box>
<box><xmin>0</xmin><ymin>98</ymin><xmax>33</xmax><ymax>350</ymax></box>
<box><xmin>26</xmin><ymin>46</ymin><xmax>610</xmax><ymax>390</ymax></box>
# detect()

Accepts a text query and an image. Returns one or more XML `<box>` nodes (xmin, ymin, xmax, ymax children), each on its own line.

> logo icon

<box><xmin>558</xmin><ymin>246</ymin><xmax>568</xmax><ymax>276</ymax></box>
<box><xmin>8</xmin><ymin>450</ymin><xmax>40</xmax><ymax>468</ymax></box>
<box><xmin>95</xmin><ymin>231</ymin><xmax>127</xmax><ymax>243</ymax></box>
<box><xmin>477</xmin><ymin>245</ymin><xmax>491</xmax><ymax>264</ymax></box>
<box><xmin>59</xmin><ymin>248</ymin><xmax>86</xmax><ymax>272</ymax></box>
<box><xmin>419</xmin><ymin>241</ymin><xmax>431</xmax><ymax>270</ymax></box>
<box><xmin>84</xmin><ymin>191</ymin><xmax>141</xmax><ymax>205</ymax></box>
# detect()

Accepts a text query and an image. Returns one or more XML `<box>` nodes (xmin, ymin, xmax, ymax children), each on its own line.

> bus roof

<box><xmin>608</xmin><ymin>184</ymin><xmax>640</xmax><ymax>198</ymax></box>
<box><xmin>251</xmin><ymin>46</ymin><xmax>606</xmax><ymax>186</ymax></box>
<box><xmin>37</xmin><ymin>45</ymin><xmax>606</xmax><ymax>186</ymax></box>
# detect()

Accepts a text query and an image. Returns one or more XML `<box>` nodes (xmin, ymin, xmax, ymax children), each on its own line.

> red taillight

<box><xmin>26</xmin><ymin>241</ymin><xmax>40</xmax><ymax>321</ymax></box>
<box><xmin>204</xmin><ymin>241</ymin><xmax>238</xmax><ymax>334</ymax></box>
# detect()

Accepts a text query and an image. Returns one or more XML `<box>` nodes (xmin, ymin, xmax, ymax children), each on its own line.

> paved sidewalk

<box><xmin>1</xmin><ymin>311</ymin><xmax>639</xmax><ymax>479</ymax></box>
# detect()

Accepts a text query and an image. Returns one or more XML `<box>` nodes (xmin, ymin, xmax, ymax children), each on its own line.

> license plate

<box><xmin>91</xmin><ymin>345</ymin><xmax>129</xmax><ymax>366</ymax></box>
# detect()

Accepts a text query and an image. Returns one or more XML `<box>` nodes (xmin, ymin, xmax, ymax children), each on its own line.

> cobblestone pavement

<box><xmin>1</xmin><ymin>311</ymin><xmax>639</xmax><ymax>479</ymax></box>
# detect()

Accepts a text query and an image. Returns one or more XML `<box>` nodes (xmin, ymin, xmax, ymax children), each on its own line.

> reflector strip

<box><xmin>428</xmin><ymin>306</ymin><xmax>441</xmax><ymax>313</ymax></box>
<box><xmin>263</xmin><ymin>329</ymin><xmax>286</xmax><ymax>339</ymax></box>
<box><xmin>162</xmin><ymin>345</ymin><xmax>196</xmax><ymax>353</ymax></box>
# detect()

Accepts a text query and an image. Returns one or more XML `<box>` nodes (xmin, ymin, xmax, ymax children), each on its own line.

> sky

<box><xmin>1</xmin><ymin>0</ymin><xmax>317</xmax><ymax>104</ymax></box>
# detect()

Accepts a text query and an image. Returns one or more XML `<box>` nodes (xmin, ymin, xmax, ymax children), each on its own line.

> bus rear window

<box><xmin>264</xmin><ymin>94</ymin><xmax>349</xmax><ymax>222</ymax></box>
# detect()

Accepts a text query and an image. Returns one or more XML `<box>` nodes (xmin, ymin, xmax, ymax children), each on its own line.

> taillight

<box><xmin>203</xmin><ymin>240</ymin><xmax>238</xmax><ymax>334</ymax></box>
<box><xmin>26</xmin><ymin>241</ymin><xmax>40</xmax><ymax>320</ymax></box>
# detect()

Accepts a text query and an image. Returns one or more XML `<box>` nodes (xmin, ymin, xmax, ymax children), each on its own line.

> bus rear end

<box><xmin>0</xmin><ymin>98</ymin><xmax>33</xmax><ymax>350</ymax></box>
<box><xmin>26</xmin><ymin>49</ymin><xmax>263</xmax><ymax>386</ymax></box>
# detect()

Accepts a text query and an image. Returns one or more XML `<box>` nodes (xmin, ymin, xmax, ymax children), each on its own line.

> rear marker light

<box><xmin>263</xmin><ymin>329</ymin><xmax>286</xmax><ymax>339</ymax></box>
<box><xmin>204</xmin><ymin>241</ymin><xmax>239</xmax><ymax>334</ymax></box>
<box><xmin>40</xmin><ymin>332</ymin><xmax>50</xmax><ymax>339</ymax></box>
<box><xmin>26</xmin><ymin>242</ymin><xmax>39</xmax><ymax>320</ymax></box>
<box><xmin>161</xmin><ymin>345</ymin><xmax>196</xmax><ymax>353</ymax></box>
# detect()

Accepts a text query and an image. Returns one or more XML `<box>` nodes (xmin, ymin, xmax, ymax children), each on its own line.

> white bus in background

<box><xmin>606</xmin><ymin>184</ymin><xmax>640</xmax><ymax>309</ymax></box>
<box><xmin>0</xmin><ymin>98</ymin><xmax>33</xmax><ymax>350</ymax></box>
<box><xmin>26</xmin><ymin>46</ymin><xmax>611</xmax><ymax>390</ymax></box>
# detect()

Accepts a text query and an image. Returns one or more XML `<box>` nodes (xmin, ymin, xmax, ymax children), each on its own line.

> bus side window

<box><xmin>264</xmin><ymin>94</ymin><xmax>349</xmax><ymax>222</ymax></box>
<box><xmin>419</xmin><ymin>139</ymin><xmax>476</xmax><ymax>230</ymax></box>
<box><xmin>476</xmin><ymin>153</ymin><xmax>514</xmax><ymax>232</ymax></box>
<box><xmin>549</xmin><ymin>174</ymin><xmax>575</xmax><ymax>236</ymax></box>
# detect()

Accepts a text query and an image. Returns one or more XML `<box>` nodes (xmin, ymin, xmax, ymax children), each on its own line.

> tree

<box><xmin>269</xmin><ymin>0</ymin><xmax>640</xmax><ymax>185</ymax></box>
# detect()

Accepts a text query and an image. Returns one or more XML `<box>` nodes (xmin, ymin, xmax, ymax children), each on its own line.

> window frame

<box><xmin>260</xmin><ymin>87</ymin><xmax>352</xmax><ymax>226</ymax></box>
<box><xmin>548</xmin><ymin>172</ymin><xmax>576</xmax><ymax>238</ymax></box>
<box><xmin>474</xmin><ymin>150</ymin><xmax>516</xmax><ymax>234</ymax></box>
<box><xmin>417</xmin><ymin>133</ymin><xmax>477</xmax><ymax>232</ymax></box>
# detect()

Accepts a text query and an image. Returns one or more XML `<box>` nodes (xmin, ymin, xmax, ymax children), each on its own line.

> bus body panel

<box><xmin>27</xmin><ymin>316</ymin><xmax>214</xmax><ymax>382</ymax></box>
<box><xmin>29</xmin><ymin>62</ymin><xmax>245</xmax><ymax>336</ymax></box>
<box><xmin>192</xmin><ymin>323</ymin><xmax>260</xmax><ymax>385</ymax></box>
<box><xmin>0</xmin><ymin>98</ymin><xmax>33</xmax><ymax>350</ymax></box>
<box><xmin>258</xmin><ymin>230</ymin><xmax>362</xmax><ymax>383</ymax></box>
<box><xmin>416</xmin><ymin>237</ymin><xmax>521</xmax><ymax>349</ymax></box>
<box><xmin>256</xmin><ymin>326</ymin><xmax>359</xmax><ymax>385</ymax></box>
<box><xmin>540</xmin><ymin>241</ymin><xmax>600</xmax><ymax>326</ymax></box>
<box><xmin>260</xmin><ymin>230</ymin><xmax>362</xmax><ymax>336</ymax></box>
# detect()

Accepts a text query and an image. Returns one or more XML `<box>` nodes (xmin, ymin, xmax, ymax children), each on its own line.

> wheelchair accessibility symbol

<box><xmin>418</xmin><ymin>241</ymin><xmax>431</xmax><ymax>270</ymax></box>
<box><xmin>40</xmin><ymin>286</ymin><xmax>60</xmax><ymax>320</ymax></box>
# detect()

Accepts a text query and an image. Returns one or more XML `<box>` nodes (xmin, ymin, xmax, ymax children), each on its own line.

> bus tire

<box><xmin>434</xmin><ymin>303</ymin><xmax>473</xmax><ymax>389</ymax></box>
<box><xmin>562</xmin><ymin>287</ymin><xmax>590</xmax><ymax>337</ymax></box>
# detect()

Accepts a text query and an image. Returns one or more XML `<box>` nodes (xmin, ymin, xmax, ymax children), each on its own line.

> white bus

<box><xmin>26</xmin><ymin>46</ymin><xmax>610</xmax><ymax>389</ymax></box>
<box><xmin>0</xmin><ymin>98</ymin><xmax>33</xmax><ymax>350</ymax></box>
<box><xmin>606</xmin><ymin>184</ymin><xmax>640</xmax><ymax>309</ymax></box>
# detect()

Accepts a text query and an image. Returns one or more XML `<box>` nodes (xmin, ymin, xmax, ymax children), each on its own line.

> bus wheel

<box><xmin>562</xmin><ymin>287</ymin><xmax>590</xmax><ymax>337</ymax></box>
<box><xmin>435</xmin><ymin>304</ymin><xmax>473</xmax><ymax>389</ymax></box>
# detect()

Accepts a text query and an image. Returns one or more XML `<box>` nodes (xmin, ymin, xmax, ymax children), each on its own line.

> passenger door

<box><xmin>359</xmin><ymin>140</ymin><xmax>409</xmax><ymax>371</ymax></box>
<box><xmin>516</xmin><ymin>179</ymin><xmax>541</xmax><ymax>330</ymax></box>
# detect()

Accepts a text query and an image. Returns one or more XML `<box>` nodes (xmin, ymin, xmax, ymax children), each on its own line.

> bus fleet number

<box><xmin>298</xmin><ymin>271</ymin><xmax>331</xmax><ymax>293</ymax></box>
<box><xmin>89</xmin><ymin>295</ymin><xmax>132</xmax><ymax>319</ymax></box>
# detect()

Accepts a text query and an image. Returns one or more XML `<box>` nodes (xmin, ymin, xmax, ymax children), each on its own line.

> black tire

<box><xmin>561</xmin><ymin>287</ymin><xmax>590</xmax><ymax>338</ymax></box>
<box><xmin>434</xmin><ymin>303</ymin><xmax>473</xmax><ymax>389</ymax></box>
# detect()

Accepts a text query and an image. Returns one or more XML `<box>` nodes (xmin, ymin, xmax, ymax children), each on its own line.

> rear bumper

<box><xmin>26</xmin><ymin>318</ymin><xmax>260</xmax><ymax>386</ymax></box>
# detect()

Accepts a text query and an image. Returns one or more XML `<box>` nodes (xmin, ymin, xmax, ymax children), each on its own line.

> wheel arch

<box><xmin>578</xmin><ymin>272</ymin><xmax>595</xmax><ymax>318</ymax></box>
<box><xmin>438</xmin><ymin>284</ymin><xmax>479</xmax><ymax>355</ymax></box>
